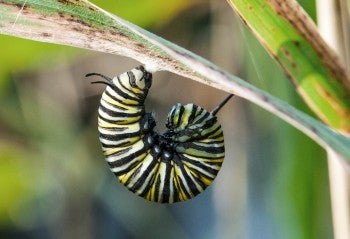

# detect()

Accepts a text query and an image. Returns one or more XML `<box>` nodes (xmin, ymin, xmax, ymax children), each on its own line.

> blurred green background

<box><xmin>0</xmin><ymin>0</ymin><xmax>331</xmax><ymax>238</ymax></box>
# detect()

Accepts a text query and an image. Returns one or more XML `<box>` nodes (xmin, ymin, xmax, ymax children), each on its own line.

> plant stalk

<box><xmin>316</xmin><ymin>0</ymin><xmax>350</xmax><ymax>238</ymax></box>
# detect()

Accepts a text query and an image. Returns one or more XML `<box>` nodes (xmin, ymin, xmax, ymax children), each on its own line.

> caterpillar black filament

<box><xmin>86</xmin><ymin>66</ymin><xmax>232</xmax><ymax>203</ymax></box>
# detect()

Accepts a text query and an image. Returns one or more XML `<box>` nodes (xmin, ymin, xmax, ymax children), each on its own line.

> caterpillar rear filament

<box><xmin>86</xmin><ymin>66</ymin><xmax>232</xmax><ymax>203</ymax></box>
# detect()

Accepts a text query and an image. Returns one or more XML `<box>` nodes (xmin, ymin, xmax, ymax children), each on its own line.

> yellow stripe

<box><xmin>188</xmin><ymin>168</ymin><xmax>212</xmax><ymax>187</ymax></box>
<box><xmin>200</xmin><ymin>176</ymin><xmax>212</xmax><ymax>186</ymax></box>
<box><xmin>183</xmin><ymin>153</ymin><xmax>223</xmax><ymax>163</ymax></box>
<box><xmin>118</xmin><ymin>155</ymin><xmax>146</xmax><ymax>183</ymax></box>
<box><xmin>104</xmin><ymin>139</ymin><xmax>144</xmax><ymax>156</ymax></box>
<box><xmin>131</xmin><ymin>87</ymin><xmax>143</xmax><ymax>94</ymax></box>
<box><xmin>98</xmin><ymin>121</ymin><xmax>141</xmax><ymax>134</ymax></box>
<box><xmin>174</xmin><ymin>165</ymin><xmax>189</xmax><ymax>201</ymax></box>
<box><xmin>179</xmin><ymin>105</ymin><xmax>192</xmax><ymax>128</ymax></box>
<box><xmin>103</xmin><ymin>93</ymin><xmax>128</xmax><ymax>109</ymax></box>
<box><xmin>115</xmin><ymin>74</ymin><xmax>138</xmax><ymax>98</ymax></box>
<box><xmin>104</xmin><ymin>88</ymin><xmax>139</xmax><ymax>106</ymax></box>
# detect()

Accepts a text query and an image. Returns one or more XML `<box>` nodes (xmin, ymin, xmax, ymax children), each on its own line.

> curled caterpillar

<box><xmin>86</xmin><ymin>66</ymin><xmax>232</xmax><ymax>203</ymax></box>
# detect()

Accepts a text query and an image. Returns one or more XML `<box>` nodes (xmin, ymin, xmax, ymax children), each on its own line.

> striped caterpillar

<box><xmin>86</xmin><ymin>65</ymin><xmax>232</xmax><ymax>203</ymax></box>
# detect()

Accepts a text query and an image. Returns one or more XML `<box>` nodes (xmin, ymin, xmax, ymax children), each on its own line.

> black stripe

<box><xmin>102</xmin><ymin>91</ymin><xmax>129</xmax><ymax>110</ymax></box>
<box><xmin>166</xmin><ymin>104</ymin><xmax>178</xmax><ymax>129</ymax></box>
<box><xmin>178</xmin><ymin>142</ymin><xmax>225</xmax><ymax>155</ymax></box>
<box><xmin>170</xmin><ymin>155</ymin><xmax>191</xmax><ymax>200</ymax></box>
<box><xmin>139</xmin><ymin>158</ymin><xmax>161</xmax><ymax>198</ymax></box>
<box><xmin>161</xmin><ymin>162</ymin><xmax>172</xmax><ymax>203</ymax></box>
<box><xmin>175</xmin><ymin>105</ymin><xmax>185</xmax><ymax>128</ymax></box>
<box><xmin>107</xmin><ymin>81</ymin><xmax>141</xmax><ymax>105</ymax></box>
<box><xmin>192</xmin><ymin>110</ymin><xmax>210</xmax><ymax>126</ymax></box>
<box><xmin>127</xmin><ymin>71</ymin><xmax>135</xmax><ymax>88</ymax></box>
<box><xmin>207</xmin><ymin>131</ymin><xmax>224</xmax><ymax>140</ymax></box>
<box><xmin>98</xmin><ymin>114</ymin><xmax>137</xmax><ymax>125</ymax></box>
<box><xmin>99</xmin><ymin>124</ymin><xmax>129</xmax><ymax>132</ymax></box>
<box><xmin>108</xmin><ymin>142</ymin><xmax>150</xmax><ymax>168</ymax></box>
<box><xmin>121</xmin><ymin>73</ymin><xmax>146</xmax><ymax>98</ymax></box>
<box><xmin>100</xmin><ymin>139</ymin><xmax>134</xmax><ymax>148</ymax></box>
<box><xmin>129</xmin><ymin>155</ymin><xmax>158</xmax><ymax>192</ymax></box>
<box><xmin>104</xmin><ymin>88</ymin><xmax>132</xmax><ymax>106</ymax></box>
<box><xmin>99</xmin><ymin>104</ymin><xmax>144</xmax><ymax>118</ymax></box>
<box><xmin>188</xmin><ymin>105</ymin><xmax>198</xmax><ymax>125</ymax></box>
<box><xmin>171</xmin><ymin>170</ymin><xmax>180</xmax><ymax>202</ymax></box>
<box><xmin>107</xmin><ymin>147</ymin><xmax>131</xmax><ymax>159</ymax></box>
<box><xmin>99</xmin><ymin>131</ymin><xmax>141</xmax><ymax>142</ymax></box>
<box><xmin>178</xmin><ymin>153</ymin><xmax>221</xmax><ymax>176</ymax></box>
<box><xmin>200</xmin><ymin>117</ymin><xmax>219</xmax><ymax>130</ymax></box>
<box><xmin>173</xmin><ymin>155</ymin><xmax>201</xmax><ymax>197</ymax></box>
<box><xmin>118</xmin><ymin>74</ymin><xmax>148</xmax><ymax>100</ymax></box>
<box><xmin>175</xmin><ymin>120</ymin><xmax>222</xmax><ymax>141</ymax></box>
<box><xmin>154</xmin><ymin>174</ymin><xmax>161</xmax><ymax>202</ymax></box>
<box><xmin>112</xmin><ymin>154</ymin><xmax>146</xmax><ymax>177</ymax></box>
<box><xmin>187</xmin><ymin>169</ymin><xmax>207</xmax><ymax>191</ymax></box>
<box><xmin>197</xmin><ymin>122</ymin><xmax>222</xmax><ymax>139</ymax></box>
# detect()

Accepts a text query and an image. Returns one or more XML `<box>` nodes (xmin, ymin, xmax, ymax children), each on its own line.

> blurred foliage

<box><xmin>243</xmin><ymin>46</ymin><xmax>327</xmax><ymax>239</ymax></box>
<box><xmin>298</xmin><ymin>0</ymin><xmax>317</xmax><ymax>21</ymax></box>
<box><xmin>0</xmin><ymin>0</ymin><xmax>198</xmax><ymax>231</ymax></box>
<box><xmin>0</xmin><ymin>36</ymin><xmax>78</xmax><ymax>90</ymax></box>
<box><xmin>0</xmin><ymin>0</ymin><xmax>333</xmax><ymax>239</ymax></box>
<box><xmin>240</xmin><ymin>0</ymin><xmax>331</xmax><ymax>237</ymax></box>
<box><xmin>90</xmin><ymin>0</ymin><xmax>200</xmax><ymax>27</ymax></box>
<box><xmin>0</xmin><ymin>0</ymin><xmax>200</xmax><ymax>89</ymax></box>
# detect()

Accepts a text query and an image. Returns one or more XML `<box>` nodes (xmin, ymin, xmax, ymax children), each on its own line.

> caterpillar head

<box><xmin>117</xmin><ymin>65</ymin><xmax>152</xmax><ymax>93</ymax></box>
<box><xmin>86</xmin><ymin>65</ymin><xmax>152</xmax><ymax>96</ymax></box>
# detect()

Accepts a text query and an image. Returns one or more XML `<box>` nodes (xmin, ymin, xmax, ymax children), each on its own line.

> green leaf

<box><xmin>226</xmin><ymin>0</ymin><xmax>350</xmax><ymax>133</ymax></box>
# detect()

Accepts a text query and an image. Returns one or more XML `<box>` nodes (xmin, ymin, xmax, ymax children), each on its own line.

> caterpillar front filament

<box><xmin>86</xmin><ymin>66</ymin><xmax>232</xmax><ymax>203</ymax></box>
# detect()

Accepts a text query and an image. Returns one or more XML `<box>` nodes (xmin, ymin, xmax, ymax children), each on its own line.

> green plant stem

<box><xmin>317</xmin><ymin>0</ymin><xmax>350</xmax><ymax>238</ymax></box>
<box><xmin>226</xmin><ymin>0</ymin><xmax>350</xmax><ymax>133</ymax></box>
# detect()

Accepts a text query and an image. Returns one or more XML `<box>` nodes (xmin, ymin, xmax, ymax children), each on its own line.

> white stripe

<box><xmin>168</xmin><ymin>166</ymin><xmax>175</xmax><ymax>203</ymax></box>
<box><xmin>127</xmin><ymin>153</ymin><xmax>155</xmax><ymax>189</ymax></box>
<box><xmin>110</xmin><ymin>152</ymin><xmax>147</xmax><ymax>173</ymax></box>
<box><xmin>183</xmin><ymin>165</ymin><xmax>204</xmax><ymax>192</ymax></box>
<box><xmin>105</xmin><ymin>139</ymin><xmax>145</xmax><ymax>163</ymax></box>
<box><xmin>157</xmin><ymin>162</ymin><xmax>167</xmax><ymax>201</ymax></box>
<box><xmin>182</xmin><ymin>160</ymin><xmax>216</xmax><ymax>179</ymax></box>
<box><xmin>98</xmin><ymin>108</ymin><xmax>129</xmax><ymax>122</ymax></box>
<box><xmin>174</xmin><ymin>164</ymin><xmax>194</xmax><ymax>198</ymax></box>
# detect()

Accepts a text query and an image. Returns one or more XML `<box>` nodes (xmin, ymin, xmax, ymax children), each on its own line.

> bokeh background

<box><xmin>0</xmin><ymin>0</ymin><xmax>331</xmax><ymax>238</ymax></box>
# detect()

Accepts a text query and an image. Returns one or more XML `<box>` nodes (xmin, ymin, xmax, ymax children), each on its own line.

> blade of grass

<box><xmin>225</xmin><ymin>0</ymin><xmax>350</xmax><ymax>134</ymax></box>
<box><xmin>225</xmin><ymin>1</ymin><xmax>350</xmax><ymax>238</ymax></box>
<box><xmin>327</xmin><ymin>150</ymin><xmax>350</xmax><ymax>239</ymax></box>
<box><xmin>317</xmin><ymin>0</ymin><xmax>350</xmax><ymax>238</ymax></box>
<box><xmin>0</xmin><ymin>0</ymin><xmax>349</xmax><ymax>163</ymax></box>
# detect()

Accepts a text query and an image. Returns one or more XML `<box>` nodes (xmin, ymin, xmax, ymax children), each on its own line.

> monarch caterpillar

<box><xmin>86</xmin><ymin>66</ymin><xmax>232</xmax><ymax>203</ymax></box>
